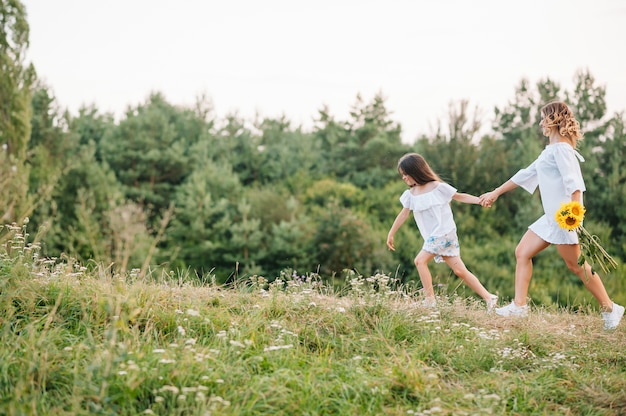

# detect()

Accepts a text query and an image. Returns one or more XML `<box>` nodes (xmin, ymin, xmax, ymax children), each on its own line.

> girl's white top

<box><xmin>511</xmin><ymin>142</ymin><xmax>586</xmax><ymax>244</ymax></box>
<box><xmin>400</xmin><ymin>182</ymin><xmax>457</xmax><ymax>239</ymax></box>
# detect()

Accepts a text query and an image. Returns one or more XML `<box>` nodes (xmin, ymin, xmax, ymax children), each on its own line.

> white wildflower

<box><xmin>264</xmin><ymin>344</ymin><xmax>294</xmax><ymax>352</ymax></box>
<box><xmin>159</xmin><ymin>385</ymin><xmax>179</xmax><ymax>394</ymax></box>
<box><xmin>209</xmin><ymin>396</ymin><xmax>231</xmax><ymax>406</ymax></box>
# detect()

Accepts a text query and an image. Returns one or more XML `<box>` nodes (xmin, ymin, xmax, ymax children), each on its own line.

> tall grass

<box><xmin>0</xmin><ymin>221</ymin><xmax>624</xmax><ymax>415</ymax></box>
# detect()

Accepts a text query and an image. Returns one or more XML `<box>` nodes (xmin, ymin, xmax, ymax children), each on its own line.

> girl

<box><xmin>479</xmin><ymin>101</ymin><xmax>624</xmax><ymax>330</ymax></box>
<box><xmin>386</xmin><ymin>153</ymin><xmax>497</xmax><ymax>310</ymax></box>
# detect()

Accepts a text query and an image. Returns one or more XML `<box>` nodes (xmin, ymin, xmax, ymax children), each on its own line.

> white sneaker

<box><xmin>601</xmin><ymin>302</ymin><xmax>624</xmax><ymax>330</ymax></box>
<box><xmin>486</xmin><ymin>295</ymin><xmax>498</xmax><ymax>313</ymax></box>
<box><xmin>495</xmin><ymin>301</ymin><xmax>528</xmax><ymax>317</ymax></box>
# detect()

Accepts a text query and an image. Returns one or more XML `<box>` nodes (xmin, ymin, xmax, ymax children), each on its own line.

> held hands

<box><xmin>479</xmin><ymin>191</ymin><xmax>498</xmax><ymax>208</ymax></box>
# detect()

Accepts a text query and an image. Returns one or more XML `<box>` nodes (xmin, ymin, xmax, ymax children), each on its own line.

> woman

<box><xmin>479</xmin><ymin>101</ymin><xmax>623</xmax><ymax>330</ymax></box>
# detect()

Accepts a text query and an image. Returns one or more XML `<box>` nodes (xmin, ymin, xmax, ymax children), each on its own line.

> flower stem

<box><xmin>578</xmin><ymin>226</ymin><xmax>618</xmax><ymax>274</ymax></box>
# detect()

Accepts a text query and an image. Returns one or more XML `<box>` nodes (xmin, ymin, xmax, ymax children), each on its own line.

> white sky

<box><xmin>22</xmin><ymin>0</ymin><xmax>626</xmax><ymax>142</ymax></box>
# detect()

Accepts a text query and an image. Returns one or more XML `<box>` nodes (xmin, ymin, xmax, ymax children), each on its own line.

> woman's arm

<box><xmin>479</xmin><ymin>179</ymin><xmax>519</xmax><ymax>207</ymax></box>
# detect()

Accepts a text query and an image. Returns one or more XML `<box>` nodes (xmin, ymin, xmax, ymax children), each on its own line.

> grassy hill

<box><xmin>1</xmin><ymin>226</ymin><xmax>625</xmax><ymax>415</ymax></box>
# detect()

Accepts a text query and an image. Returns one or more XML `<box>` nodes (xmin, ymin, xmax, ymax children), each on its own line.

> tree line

<box><xmin>2</xmin><ymin>1</ymin><xmax>625</xmax><ymax>305</ymax></box>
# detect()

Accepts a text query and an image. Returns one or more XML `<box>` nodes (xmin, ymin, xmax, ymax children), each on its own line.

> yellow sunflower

<box><xmin>553</xmin><ymin>201</ymin><xmax>617</xmax><ymax>276</ymax></box>
<box><xmin>566</xmin><ymin>200</ymin><xmax>586</xmax><ymax>220</ymax></box>
<box><xmin>555</xmin><ymin>201</ymin><xmax>585</xmax><ymax>231</ymax></box>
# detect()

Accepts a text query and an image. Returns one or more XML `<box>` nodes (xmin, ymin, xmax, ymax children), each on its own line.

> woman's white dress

<box><xmin>511</xmin><ymin>142</ymin><xmax>586</xmax><ymax>244</ymax></box>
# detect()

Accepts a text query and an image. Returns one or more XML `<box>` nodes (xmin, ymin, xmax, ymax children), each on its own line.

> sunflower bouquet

<box><xmin>555</xmin><ymin>201</ymin><xmax>618</xmax><ymax>274</ymax></box>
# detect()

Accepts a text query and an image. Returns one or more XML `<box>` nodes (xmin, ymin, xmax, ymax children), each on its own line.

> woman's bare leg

<box><xmin>514</xmin><ymin>230</ymin><xmax>550</xmax><ymax>306</ymax></box>
<box><xmin>555</xmin><ymin>244</ymin><xmax>613</xmax><ymax>310</ymax></box>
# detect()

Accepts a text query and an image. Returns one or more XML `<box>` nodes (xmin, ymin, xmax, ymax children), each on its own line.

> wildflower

<box><xmin>555</xmin><ymin>201</ymin><xmax>617</xmax><ymax>274</ymax></box>
<box><xmin>159</xmin><ymin>385</ymin><xmax>179</xmax><ymax>394</ymax></box>
<box><xmin>209</xmin><ymin>396</ymin><xmax>231</xmax><ymax>406</ymax></box>
<box><xmin>263</xmin><ymin>344</ymin><xmax>294</xmax><ymax>352</ymax></box>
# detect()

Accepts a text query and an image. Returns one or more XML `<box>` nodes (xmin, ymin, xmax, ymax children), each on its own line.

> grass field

<box><xmin>1</xmin><ymin>224</ymin><xmax>625</xmax><ymax>415</ymax></box>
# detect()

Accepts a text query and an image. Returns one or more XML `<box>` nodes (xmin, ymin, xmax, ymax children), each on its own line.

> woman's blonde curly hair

<box><xmin>540</xmin><ymin>101</ymin><xmax>583</xmax><ymax>147</ymax></box>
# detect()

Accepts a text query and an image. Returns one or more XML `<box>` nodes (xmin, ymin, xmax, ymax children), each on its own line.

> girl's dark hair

<box><xmin>397</xmin><ymin>153</ymin><xmax>442</xmax><ymax>185</ymax></box>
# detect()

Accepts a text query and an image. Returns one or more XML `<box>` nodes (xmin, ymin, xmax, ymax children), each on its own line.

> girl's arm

<box><xmin>479</xmin><ymin>179</ymin><xmax>518</xmax><ymax>207</ymax></box>
<box><xmin>387</xmin><ymin>208</ymin><xmax>410</xmax><ymax>251</ymax></box>
<box><xmin>452</xmin><ymin>192</ymin><xmax>480</xmax><ymax>205</ymax></box>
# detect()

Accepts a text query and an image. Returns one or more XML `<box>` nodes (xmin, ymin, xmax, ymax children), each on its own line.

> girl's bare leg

<box><xmin>556</xmin><ymin>244</ymin><xmax>613</xmax><ymax>310</ymax></box>
<box><xmin>414</xmin><ymin>251</ymin><xmax>436</xmax><ymax>300</ymax></box>
<box><xmin>514</xmin><ymin>231</ymin><xmax>550</xmax><ymax>306</ymax></box>
<box><xmin>443</xmin><ymin>256</ymin><xmax>493</xmax><ymax>300</ymax></box>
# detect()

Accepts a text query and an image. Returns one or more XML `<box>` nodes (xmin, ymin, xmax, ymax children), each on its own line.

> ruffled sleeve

<box><xmin>554</xmin><ymin>145</ymin><xmax>586</xmax><ymax>196</ymax></box>
<box><xmin>434</xmin><ymin>182</ymin><xmax>457</xmax><ymax>202</ymax></box>
<box><xmin>399</xmin><ymin>189</ymin><xmax>411</xmax><ymax>208</ymax></box>
<box><xmin>511</xmin><ymin>160</ymin><xmax>539</xmax><ymax>194</ymax></box>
